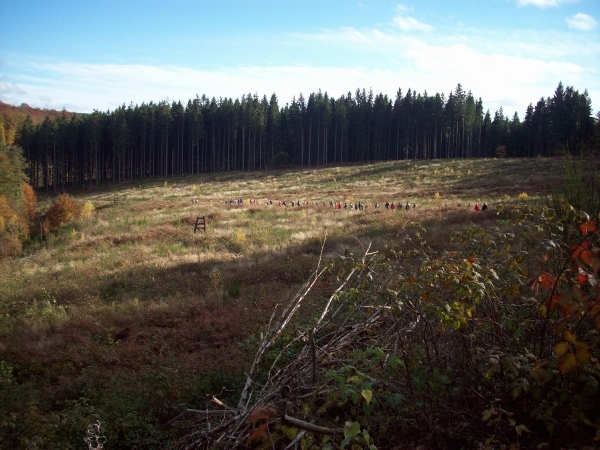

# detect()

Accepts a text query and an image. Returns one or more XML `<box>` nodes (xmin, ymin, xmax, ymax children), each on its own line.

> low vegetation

<box><xmin>0</xmin><ymin>156</ymin><xmax>599</xmax><ymax>449</ymax></box>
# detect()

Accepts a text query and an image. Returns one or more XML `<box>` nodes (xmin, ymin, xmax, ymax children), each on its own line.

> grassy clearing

<box><xmin>0</xmin><ymin>157</ymin><xmax>578</xmax><ymax>448</ymax></box>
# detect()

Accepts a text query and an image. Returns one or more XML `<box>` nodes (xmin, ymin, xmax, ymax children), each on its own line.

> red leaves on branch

<box><xmin>246</xmin><ymin>423</ymin><xmax>269</xmax><ymax>446</ymax></box>
<box><xmin>246</xmin><ymin>407</ymin><xmax>278</xmax><ymax>446</ymax></box>
<box><xmin>570</xmin><ymin>242</ymin><xmax>590</xmax><ymax>261</ymax></box>
<box><xmin>248</xmin><ymin>407</ymin><xmax>277</xmax><ymax>425</ymax></box>
<box><xmin>579</xmin><ymin>220</ymin><xmax>598</xmax><ymax>236</ymax></box>
<box><xmin>531</xmin><ymin>272</ymin><xmax>556</xmax><ymax>296</ymax></box>
<box><xmin>540</xmin><ymin>219</ymin><xmax>600</xmax><ymax>375</ymax></box>
<box><xmin>576</xmin><ymin>273</ymin><xmax>588</xmax><ymax>284</ymax></box>
<box><xmin>539</xmin><ymin>273</ymin><xmax>556</xmax><ymax>288</ymax></box>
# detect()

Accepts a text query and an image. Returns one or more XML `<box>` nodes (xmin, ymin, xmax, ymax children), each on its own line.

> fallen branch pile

<box><xmin>177</xmin><ymin>239</ymin><xmax>397</xmax><ymax>449</ymax></box>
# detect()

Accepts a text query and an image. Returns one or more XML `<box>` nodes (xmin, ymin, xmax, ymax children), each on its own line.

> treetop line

<box><xmin>9</xmin><ymin>82</ymin><xmax>596</xmax><ymax>190</ymax></box>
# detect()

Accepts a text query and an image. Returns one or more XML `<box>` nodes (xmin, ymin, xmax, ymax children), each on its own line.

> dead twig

<box><xmin>283</xmin><ymin>415</ymin><xmax>342</xmax><ymax>435</ymax></box>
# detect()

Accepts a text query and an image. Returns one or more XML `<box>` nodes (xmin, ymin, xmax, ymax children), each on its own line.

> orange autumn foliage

<box><xmin>21</xmin><ymin>182</ymin><xmax>37</xmax><ymax>223</ymax></box>
<box><xmin>46</xmin><ymin>193</ymin><xmax>79</xmax><ymax>229</ymax></box>
<box><xmin>0</xmin><ymin>195</ymin><xmax>27</xmax><ymax>257</ymax></box>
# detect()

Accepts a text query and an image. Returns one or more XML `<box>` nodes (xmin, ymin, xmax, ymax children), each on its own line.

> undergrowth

<box><xmin>180</xmin><ymin>203</ymin><xmax>600</xmax><ymax>449</ymax></box>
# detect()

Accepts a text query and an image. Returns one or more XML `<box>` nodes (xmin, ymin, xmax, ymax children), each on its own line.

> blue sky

<box><xmin>1</xmin><ymin>0</ymin><xmax>598</xmax><ymax>117</ymax></box>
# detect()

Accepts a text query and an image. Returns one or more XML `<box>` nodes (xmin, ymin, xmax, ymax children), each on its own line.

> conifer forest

<box><xmin>8</xmin><ymin>82</ymin><xmax>596</xmax><ymax>190</ymax></box>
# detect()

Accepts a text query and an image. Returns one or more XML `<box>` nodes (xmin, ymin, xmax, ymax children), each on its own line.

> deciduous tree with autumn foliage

<box><xmin>0</xmin><ymin>143</ymin><xmax>36</xmax><ymax>257</ymax></box>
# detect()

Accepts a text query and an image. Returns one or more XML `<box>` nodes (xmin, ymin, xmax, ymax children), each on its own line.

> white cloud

<box><xmin>566</xmin><ymin>13</ymin><xmax>597</xmax><ymax>30</ymax></box>
<box><xmin>0</xmin><ymin>75</ymin><xmax>28</xmax><ymax>104</ymax></box>
<box><xmin>289</xmin><ymin>23</ymin><xmax>599</xmax><ymax>114</ymax></box>
<box><xmin>516</xmin><ymin>0</ymin><xmax>572</xmax><ymax>8</ymax></box>
<box><xmin>3</xmin><ymin>7</ymin><xmax>599</xmax><ymax>116</ymax></box>
<box><xmin>308</xmin><ymin>27</ymin><xmax>398</xmax><ymax>46</ymax></box>
<box><xmin>14</xmin><ymin>39</ymin><xmax>590</xmax><ymax>117</ymax></box>
<box><xmin>393</xmin><ymin>5</ymin><xmax>432</xmax><ymax>32</ymax></box>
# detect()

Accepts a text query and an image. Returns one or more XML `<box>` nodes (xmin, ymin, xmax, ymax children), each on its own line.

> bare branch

<box><xmin>283</xmin><ymin>415</ymin><xmax>342</xmax><ymax>435</ymax></box>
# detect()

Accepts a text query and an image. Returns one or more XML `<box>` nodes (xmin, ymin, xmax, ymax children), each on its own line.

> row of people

<box><xmin>222</xmin><ymin>198</ymin><xmax>488</xmax><ymax>211</ymax></box>
<box><xmin>266</xmin><ymin>200</ymin><xmax>417</xmax><ymax>210</ymax></box>
<box><xmin>225</xmin><ymin>198</ymin><xmax>260</xmax><ymax>205</ymax></box>
<box><xmin>383</xmin><ymin>202</ymin><xmax>415</xmax><ymax>210</ymax></box>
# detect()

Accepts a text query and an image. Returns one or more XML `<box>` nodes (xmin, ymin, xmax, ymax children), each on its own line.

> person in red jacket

<box><xmin>474</xmin><ymin>203</ymin><xmax>481</xmax><ymax>211</ymax></box>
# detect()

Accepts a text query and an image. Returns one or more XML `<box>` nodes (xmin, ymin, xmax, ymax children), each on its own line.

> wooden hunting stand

<box><xmin>194</xmin><ymin>216</ymin><xmax>207</xmax><ymax>233</ymax></box>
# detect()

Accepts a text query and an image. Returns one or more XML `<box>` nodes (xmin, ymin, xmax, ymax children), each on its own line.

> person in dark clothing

<box><xmin>482</xmin><ymin>202</ymin><xmax>488</xmax><ymax>211</ymax></box>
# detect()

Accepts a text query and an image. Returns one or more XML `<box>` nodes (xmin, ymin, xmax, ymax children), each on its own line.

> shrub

<box><xmin>552</xmin><ymin>157</ymin><xmax>600</xmax><ymax>219</ymax></box>
<box><xmin>46</xmin><ymin>193</ymin><xmax>79</xmax><ymax>229</ymax></box>
<box><xmin>79</xmin><ymin>200</ymin><xmax>95</xmax><ymax>220</ymax></box>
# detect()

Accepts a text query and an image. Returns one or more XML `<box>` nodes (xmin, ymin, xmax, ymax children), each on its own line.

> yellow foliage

<box><xmin>518</xmin><ymin>192</ymin><xmax>529</xmax><ymax>200</ymax></box>
<box><xmin>21</xmin><ymin>183</ymin><xmax>37</xmax><ymax>223</ymax></box>
<box><xmin>79</xmin><ymin>200</ymin><xmax>95</xmax><ymax>219</ymax></box>
<box><xmin>235</xmin><ymin>229</ymin><xmax>246</xmax><ymax>244</ymax></box>
<box><xmin>0</xmin><ymin>113</ymin><xmax>21</xmax><ymax>146</ymax></box>
<box><xmin>0</xmin><ymin>196</ymin><xmax>17</xmax><ymax>229</ymax></box>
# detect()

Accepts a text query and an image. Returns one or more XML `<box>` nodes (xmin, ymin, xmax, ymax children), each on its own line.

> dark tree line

<box><xmin>14</xmin><ymin>82</ymin><xmax>596</xmax><ymax>190</ymax></box>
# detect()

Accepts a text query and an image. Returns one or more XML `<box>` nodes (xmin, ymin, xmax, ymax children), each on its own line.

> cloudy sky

<box><xmin>0</xmin><ymin>0</ymin><xmax>598</xmax><ymax>118</ymax></box>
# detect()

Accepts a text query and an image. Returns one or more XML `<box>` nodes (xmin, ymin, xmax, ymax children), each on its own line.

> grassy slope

<box><xmin>0</xmin><ymin>157</ymin><xmax>566</xmax><ymax>448</ymax></box>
